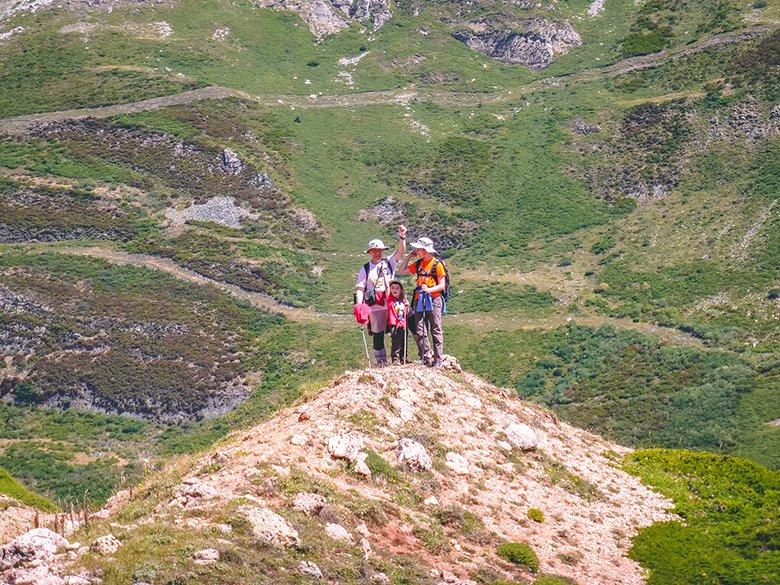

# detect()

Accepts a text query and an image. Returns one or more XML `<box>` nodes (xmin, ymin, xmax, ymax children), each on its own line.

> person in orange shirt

<box><xmin>398</xmin><ymin>237</ymin><xmax>446</xmax><ymax>367</ymax></box>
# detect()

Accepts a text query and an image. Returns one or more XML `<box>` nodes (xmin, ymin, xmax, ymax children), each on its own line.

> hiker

<box><xmin>354</xmin><ymin>225</ymin><xmax>407</xmax><ymax>366</ymax></box>
<box><xmin>398</xmin><ymin>236</ymin><xmax>448</xmax><ymax>367</ymax></box>
<box><xmin>386</xmin><ymin>280</ymin><xmax>410</xmax><ymax>364</ymax></box>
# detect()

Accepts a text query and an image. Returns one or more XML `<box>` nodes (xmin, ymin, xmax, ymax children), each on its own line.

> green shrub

<box><xmin>363</xmin><ymin>450</ymin><xmax>399</xmax><ymax>481</ymax></box>
<box><xmin>527</xmin><ymin>507</ymin><xmax>544</xmax><ymax>523</ymax></box>
<box><xmin>590</xmin><ymin>237</ymin><xmax>614</xmax><ymax>255</ymax></box>
<box><xmin>497</xmin><ymin>542</ymin><xmax>539</xmax><ymax>572</ymax></box>
<box><xmin>622</xmin><ymin>31</ymin><xmax>667</xmax><ymax>57</ymax></box>
<box><xmin>534</xmin><ymin>575</ymin><xmax>579</xmax><ymax>585</ymax></box>
<box><xmin>625</xmin><ymin>449</ymin><xmax>780</xmax><ymax>585</ymax></box>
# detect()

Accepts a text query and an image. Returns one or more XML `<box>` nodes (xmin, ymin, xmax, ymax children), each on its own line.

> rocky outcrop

<box><xmin>238</xmin><ymin>505</ymin><xmax>301</xmax><ymax>548</ymax></box>
<box><xmin>357</xmin><ymin>197</ymin><xmax>477</xmax><ymax>251</ymax></box>
<box><xmin>396</xmin><ymin>437</ymin><xmax>432</xmax><ymax>472</ymax></box>
<box><xmin>89</xmin><ymin>534</ymin><xmax>121</xmax><ymax>555</ymax></box>
<box><xmin>453</xmin><ymin>17</ymin><xmax>582</xmax><ymax>70</ymax></box>
<box><xmin>254</xmin><ymin>0</ymin><xmax>392</xmax><ymax>37</ymax></box>
<box><xmin>164</xmin><ymin>196</ymin><xmax>259</xmax><ymax>229</ymax></box>
<box><xmin>74</xmin><ymin>365</ymin><xmax>675</xmax><ymax>585</ymax></box>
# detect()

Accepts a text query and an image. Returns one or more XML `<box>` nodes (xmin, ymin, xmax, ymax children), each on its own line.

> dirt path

<box><xmin>0</xmin><ymin>27</ymin><xmax>767</xmax><ymax>134</ymax></box>
<box><xmin>48</xmin><ymin>244</ymin><xmax>704</xmax><ymax>346</ymax></box>
<box><xmin>0</xmin><ymin>86</ymin><xmax>248</xmax><ymax>135</ymax></box>
<box><xmin>56</xmin><ymin>245</ymin><xmax>342</xmax><ymax>323</ymax></box>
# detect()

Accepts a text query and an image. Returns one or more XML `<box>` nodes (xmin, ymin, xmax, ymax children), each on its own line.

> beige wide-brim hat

<box><xmin>410</xmin><ymin>237</ymin><xmax>437</xmax><ymax>254</ymax></box>
<box><xmin>365</xmin><ymin>238</ymin><xmax>389</xmax><ymax>253</ymax></box>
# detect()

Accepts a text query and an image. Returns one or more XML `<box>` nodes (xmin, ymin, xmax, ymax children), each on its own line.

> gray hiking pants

<box><xmin>415</xmin><ymin>296</ymin><xmax>444</xmax><ymax>364</ymax></box>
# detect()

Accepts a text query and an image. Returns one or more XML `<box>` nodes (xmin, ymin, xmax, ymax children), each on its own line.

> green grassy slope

<box><xmin>0</xmin><ymin>0</ymin><xmax>777</xmax><ymax>543</ymax></box>
<box><xmin>625</xmin><ymin>449</ymin><xmax>779</xmax><ymax>585</ymax></box>
<box><xmin>0</xmin><ymin>466</ymin><xmax>58</xmax><ymax>511</ymax></box>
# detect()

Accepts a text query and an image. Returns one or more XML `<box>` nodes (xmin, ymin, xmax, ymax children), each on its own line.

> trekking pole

<box><xmin>360</xmin><ymin>326</ymin><xmax>372</xmax><ymax>369</ymax></box>
<box><xmin>403</xmin><ymin>319</ymin><xmax>408</xmax><ymax>365</ymax></box>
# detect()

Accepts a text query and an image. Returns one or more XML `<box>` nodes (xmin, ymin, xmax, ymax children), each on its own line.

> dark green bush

<box><xmin>497</xmin><ymin>542</ymin><xmax>539</xmax><ymax>572</ymax></box>
<box><xmin>625</xmin><ymin>449</ymin><xmax>780</xmax><ymax>585</ymax></box>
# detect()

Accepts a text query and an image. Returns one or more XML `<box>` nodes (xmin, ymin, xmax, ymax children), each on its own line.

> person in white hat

<box><xmin>355</xmin><ymin>225</ymin><xmax>407</xmax><ymax>366</ymax></box>
<box><xmin>398</xmin><ymin>236</ymin><xmax>447</xmax><ymax>367</ymax></box>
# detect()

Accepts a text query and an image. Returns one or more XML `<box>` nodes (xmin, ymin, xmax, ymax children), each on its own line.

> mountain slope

<box><xmin>3</xmin><ymin>364</ymin><xmax>675</xmax><ymax>584</ymax></box>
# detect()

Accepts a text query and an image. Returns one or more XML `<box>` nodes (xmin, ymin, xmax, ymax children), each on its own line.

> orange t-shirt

<box><xmin>409</xmin><ymin>257</ymin><xmax>446</xmax><ymax>298</ymax></box>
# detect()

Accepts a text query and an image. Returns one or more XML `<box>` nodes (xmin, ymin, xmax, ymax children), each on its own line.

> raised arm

<box><xmin>391</xmin><ymin>224</ymin><xmax>407</xmax><ymax>263</ymax></box>
<box><xmin>397</xmin><ymin>249</ymin><xmax>417</xmax><ymax>276</ymax></box>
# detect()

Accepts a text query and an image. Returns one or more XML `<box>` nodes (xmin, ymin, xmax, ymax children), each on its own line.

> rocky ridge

<box><xmin>255</xmin><ymin>0</ymin><xmax>392</xmax><ymax>37</ymax></box>
<box><xmin>8</xmin><ymin>363</ymin><xmax>676</xmax><ymax>584</ymax></box>
<box><xmin>453</xmin><ymin>16</ymin><xmax>582</xmax><ymax>70</ymax></box>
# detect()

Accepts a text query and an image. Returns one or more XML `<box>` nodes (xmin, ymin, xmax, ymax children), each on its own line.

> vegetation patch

<box><xmin>526</xmin><ymin>507</ymin><xmax>544</xmax><ymax>523</ymax></box>
<box><xmin>625</xmin><ymin>449</ymin><xmax>780</xmax><ymax>585</ymax></box>
<box><xmin>0</xmin><ymin>466</ymin><xmax>58</xmax><ymax>511</ymax></box>
<box><xmin>497</xmin><ymin>541</ymin><xmax>539</xmax><ymax>572</ymax></box>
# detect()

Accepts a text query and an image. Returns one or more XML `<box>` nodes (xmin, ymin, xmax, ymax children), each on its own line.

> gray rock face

<box><xmin>0</xmin><ymin>528</ymin><xmax>68</xmax><ymax>571</ymax></box>
<box><xmin>348</xmin><ymin>0</ymin><xmax>392</xmax><ymax>30</ymax></box>
<box><xmin>238</xmin><ymin>505</ymin><xmax>300</xmax><ymax>548</ymax></box>
<box><xmin>396</xmin><ymin>437</ymin><xmax>432</xmax><ymax>472</ymax></box>
<box><xmin>164</xmin><ymin>196</ymin><xmax>259</xmax><ymax>229</ymax></box>
<box><xmin>220</xmin><ymin>148</ymin><xmax>244</xmax><ymax>174</ymax></box>
<box><xmin>453</xmin><ymin>17</ymin><xmax>581</xmax><ymax>70</ymax></box>
<box><xmin>254</xmin><ymin>0</ymin><xmax>392</xmax><ymax>37</ymax></box>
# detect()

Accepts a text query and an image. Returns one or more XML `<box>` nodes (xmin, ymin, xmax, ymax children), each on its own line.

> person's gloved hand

<box><xmin>353</xmin><ymin>303</ymin><xmax>370</xmax><ymax>325</ymax></box>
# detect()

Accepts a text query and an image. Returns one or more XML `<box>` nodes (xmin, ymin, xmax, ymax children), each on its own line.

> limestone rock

<box><xmin>290</xmin><ymin>433</ymin><xmax>308</xmax><ymax>446</ymax></box>
<box><xmin>324</xmin><ymin>522</ymin><xmax>353</xmax><ymax>543</ymax></box>
<box><xmin>4</xmin><ymin>564</ymin><xmax>65</xmax><ymax>585</ymax></box>
<box><xmin>298</xmin><ymin>560</ymin><xmax>323</xmax><ymax>579</ymax></box>
<box><xmin>0</xmin><ymin>528</ymin><xmax>68</xmax><ymax>571</ymax></box>
<box><xmin>354</xmin><ymin>451</ymin><xmax>372</xmax><ymax>478</ymax></box>
<box><xmin>292</xmin><ymin>492</ymin><xmax>326</xmax><ymax>515</ymax></box>
<box><xmin>220</xmin><ymin>148</ymin><xmax>243</xmax><ymax>174</ymax></box>
<box><xmin>171</xmin><ymin>480</ymin><xmax>219</xmax><ymax>508</ymax></box>
<box><xmin>396</xmin><ymin>438</ymin><xmax>432</xmax><ymax>472</ymax></box>
<box><xmin>348</xmin><ymin>0</ymin><xmax>392</xmax><ymax>30</ymax></box>
<box><xmin>327</xmin><ymin>431</ymin><xmax>365</xmax><ymax>463</ymax></box>
<box><xmin>445</xmin><ymin>452</ymin><xmax>470</xmax><ymax>475</ymax></box>
<box><xmin>505</xmin><ymin>422</ymin><xmax>538</xmax><ymax>451</ymax></box>
<box><xmin>90</xmin><ymin>534</ymin><xmax>121</xmax><ymax>556</ymax></box>
<box><xmin>238</xmin><ymin>506</ymin><xmax>300</xmax><ymax>548</ymax></box>
<box><xmin>453</xmin><ymin>17</ymin><xmax>581</xmax><ymax>70</ymax></box>
<box><xmin>192</xmin><ymin>548</ymin><xmax>219</xmax><ymax>565</ymax></box>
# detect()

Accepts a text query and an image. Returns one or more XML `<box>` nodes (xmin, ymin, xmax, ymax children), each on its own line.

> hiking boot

<box><xmin>432</xmin><ymin>360</ymin><xmax>443</xmax><ymax>368</ymax></box>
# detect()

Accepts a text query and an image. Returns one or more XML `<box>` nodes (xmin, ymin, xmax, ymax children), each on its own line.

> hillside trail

<box><xmin>0</xmin><ymin>26</ymin><xmax>767</xmax><ymax>134</ymax></box>
<box><xmin>51</xmin><ymin>244</ymin><xmax>705</xmax><ymax>346</ymax></box>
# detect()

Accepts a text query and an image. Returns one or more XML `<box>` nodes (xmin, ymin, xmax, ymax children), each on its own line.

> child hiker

<box><xmin>386</xmin><ymin>280</ymin><xmax>410</xmax><ymax>364</ymax></box>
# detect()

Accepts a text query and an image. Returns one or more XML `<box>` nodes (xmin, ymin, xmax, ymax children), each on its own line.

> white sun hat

<box><xmin>410</xmin><ymin>237</ymin><xmax>437</xmax><ymax>254</ymax></box>
<box><xmin>365</xmin><ymin>238</ymin><xmax>389</xmax><ymax>252</ymax></box>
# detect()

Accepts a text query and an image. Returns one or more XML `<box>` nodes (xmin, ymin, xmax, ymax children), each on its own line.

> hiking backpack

<box><xmin>354</xmin><ymin>259</ymin><xmax>391</xmax><ymax>306</ymax></box>
<box><xmin>415</xmin><ymin>257</ymin><xmax>451</xmax><ymax>301</ymax></box>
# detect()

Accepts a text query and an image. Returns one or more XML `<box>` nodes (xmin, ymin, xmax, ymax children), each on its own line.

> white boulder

<box><xmin>396</xmin><ymin>438</ymin><xmax>432</xmax><ymax>472</ymax></box>
<box><xmin>325</xmin><ymin>523</ymin><xmax>353</xmax><ymax>543</ymax></box>
<box><xmin>327</xmin><ymin>431</ymin><xmax>365</xmax><ymax>463</ymax></box>
<box><xmin>292</xmin><ymin>492</ymin><xmax>326</xmax><ymax>515</ymax></box>
<box><xmin>90</xmin><ymin>534</ymin><xmax>121</xmax><ymax>555</ymax></box>
<box><xmin>0</xmin><ymin>528</ymin><xmax>68</xmax><ymax>570</ymax></box>
<box><xmin>445</xmin><ymin>452</ymin><xmax>470</xmax><ymax>475</ymax></box>
<box><xmin>192</xmin><ymin>548</ymin><xmax>219</xmax><ymax>565</ymax></box>
<box><xmin>238</xmin><ymin>506</ymin><xmax>300</xmax><ymax>548</ymax></box>
<box><xmin>298</xmin><ymin>560</ymin><xmax>323</xmax><ymax>579</ymax></box>
<box><xmin>504</xmin><ymin>422</ymin><xmax>538</xmax><ymax>451</ymax></box>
